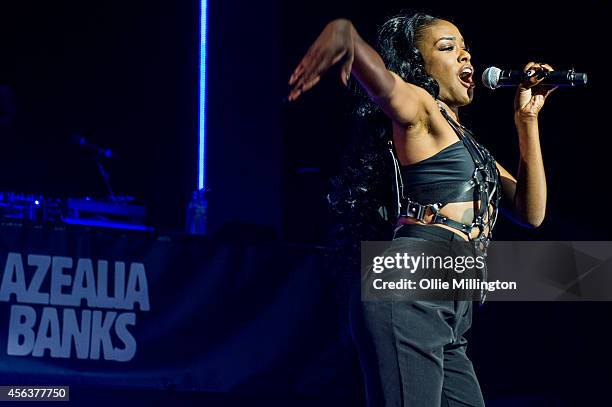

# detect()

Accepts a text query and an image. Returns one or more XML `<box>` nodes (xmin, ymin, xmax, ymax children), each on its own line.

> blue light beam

<box><xmin>198</xmin><ymin>0</ymin><xmax>208</xmax><ymax>190</ymax></box>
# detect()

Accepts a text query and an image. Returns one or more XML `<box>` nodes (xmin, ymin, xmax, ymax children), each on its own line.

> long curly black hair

<box><xmin>327</xmin><ymin>12</ymin><xmax>441</xmax><ymax>248</ymax></box>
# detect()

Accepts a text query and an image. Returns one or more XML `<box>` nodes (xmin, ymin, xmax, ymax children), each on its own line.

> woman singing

<box><xmin>288</xmin><ymin>12</ymin><xmax>555</xmax><ymax>406</ymax></box>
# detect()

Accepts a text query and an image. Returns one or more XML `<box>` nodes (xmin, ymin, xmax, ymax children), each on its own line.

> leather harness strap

<box><xmin>389</xmin><ymin>103</ymin><xmax>501</xmax><ymax>244</ymax></box>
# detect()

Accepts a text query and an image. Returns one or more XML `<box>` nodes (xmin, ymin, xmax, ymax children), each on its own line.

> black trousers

<box><xmin>350</xmin><ymin>224</ymin><xmax>485</xmax><ymax>407</ymax></box>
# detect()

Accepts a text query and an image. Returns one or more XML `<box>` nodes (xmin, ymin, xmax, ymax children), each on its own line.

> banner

<box><xmin>0</xmin><ymin>225</ymin><xmax>359</xmax><ymax>396</ymax></box>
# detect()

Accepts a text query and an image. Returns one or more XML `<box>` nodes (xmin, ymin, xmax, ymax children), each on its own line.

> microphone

<box><xmin>482</xmin><ymin>66</ymin><xmax>587</xmax><ymax>90</ymax></box>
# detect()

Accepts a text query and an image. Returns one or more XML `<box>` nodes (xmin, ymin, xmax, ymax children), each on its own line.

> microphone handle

<box><xmin>499</xmin><ymin>69</ymin><xmax>587</xmax><ymax>87</ymax></box>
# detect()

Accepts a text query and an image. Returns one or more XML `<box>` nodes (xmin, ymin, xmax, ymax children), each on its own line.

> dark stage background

<box><xmin>0</xmin><ymin>0</ymin><xmax>282</xmax><ymax>234</ymax></box>
<box><xmin>0</xmin><ymin>1</ymin><xmax>198</xmax><ymax>230</ymax></box>
<box><xmin>0</xmin><ymin>0</ymin><xmax>610</xmax><ymax>404</ymax></box>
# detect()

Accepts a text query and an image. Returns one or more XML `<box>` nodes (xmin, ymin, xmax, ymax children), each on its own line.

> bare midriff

<box><xmin>396</xmin><ymin>199</ymin><xmax>495</xmax><ymax>241</ymax></box>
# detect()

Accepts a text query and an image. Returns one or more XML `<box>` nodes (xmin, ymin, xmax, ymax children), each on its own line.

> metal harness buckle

<box><xmin>404</xmin><ymin>201</ymin><xmax>426</xmax><ymax>222</ymax></box>
<box><xmin>403</xmin><ymin>201</ymin><xmax>443</xmax><ymax>223</ymax></box>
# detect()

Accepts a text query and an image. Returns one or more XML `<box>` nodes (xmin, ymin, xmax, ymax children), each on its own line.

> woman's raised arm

<box><xmin>288</xmin><ymin>19</ymin><xmax>422</xmax><ymax>125</ymax></box>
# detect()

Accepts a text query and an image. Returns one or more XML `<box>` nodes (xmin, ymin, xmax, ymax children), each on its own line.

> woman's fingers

<box><xmin>540</xmin><ymin>63</ymin><xmax>554</xmax><ymax>72</ymax></box>
<box><xmin>289</xmin><ymin>63</ymin><xmax>304</xmax><ymax>85</ymax></box>
<box><xmin>340</xmin><ymin>63</ymin><xmax>352</xmax><ymax>87</ymax></box>
<box><xmin>521</xmin><ymin>62</ymin><xmax>555</xmax><ymax>89</ymax></box>
<box><xmin>288</xmin><ymin>89</ymin><xmax>300</xmax><ymax>101</ymax></box>
<box><xmin>289</xmin><ymin>57</ymin><xmax>318</xmax><ymax>100</ymax></box>
<box><xmin>288</xmin><ymin>68</ymin><xmax>320</xmax><ymax>101</ymax></box>
<box><xmin>523</xmin><ymin>61</ymin><xmax>536</xmax><ymax>71</ymax></box>
<box><xmin>523</xmin><ymin>61</ymin><xmax>536</xmax><ymax>76</ymax></box>
<box><xmin>293</xmin><ymin>50</ymin><xmax>317</xmax><ymax>84</ymax></box>
<box><xmin>301</xmin><ymin>75</ymin><xmax>321</xmax><ymax>93</ymax></box>
<box><xmin>287</xmin><ymin>21</ymin><xmax>354</xmax><ymax>100</ymax></box>
<box><xmin>294</xmin><ymin>59</ymin><xmax>323</xmax><ymax>95</ymax></box>
<box><xmin>532</xmin><ymin>64</ymin><xmax>556</xmax><ymax>89</ymax></box>
<box><xmin>289</xmin><ymin>49</ymin><xmax>337</xmax><ymax>100</ymax></box>
<box><xmin>340</xmin><ymin>46</ymin><xmax>354</xmax><ymax>87</ymax></box>
<box><xmin>290</xmin><ymin>45</ymin><xmax>318</xmax><ymax>84</ymax></box>
<box><xmin>514</xmin><ymin>61</ymin><xmax>557</xmax><ymax>114</ymax></box>
<box><xmin>526</xmin><ymin>63</ymin><xmax>543</xmax><ymax>86</ymax></box>
<box><xmin>519</xmin><ymin>62</ymin><xmax>537</xmax><ymax>89</ymax></box>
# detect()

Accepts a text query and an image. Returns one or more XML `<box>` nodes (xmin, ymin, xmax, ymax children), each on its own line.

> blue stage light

<box><xmin>198</xmin><ymin>0</ymin><xmax>208</xmax><ymax>190</ymax></box>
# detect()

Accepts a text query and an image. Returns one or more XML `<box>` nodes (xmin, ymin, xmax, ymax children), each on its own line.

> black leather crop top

<box><xmin>400</xmin><ymin>140</ymin><xmax>476</xmax><ymax>204</ymax></box>
<box><xmin>389</xmin><ymin>101</ymin><xmax>502</xmax><ymax>247</ymax></box>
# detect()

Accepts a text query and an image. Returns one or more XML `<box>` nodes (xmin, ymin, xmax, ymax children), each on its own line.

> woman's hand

<box><xmin>514</xmin><ymin>62</ymin><xmax>557</xmax><ymax>124</ymax></box>
<box><xmin>288</xmin><ymin>19</ymin><xmax>355</xmax><ymax>101</ymax></box>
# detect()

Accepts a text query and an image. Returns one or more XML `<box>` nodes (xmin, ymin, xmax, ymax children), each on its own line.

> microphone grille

<box><xmin>482</xmin><ymin>66</ymin><xmax>501</xmax><ymax>90</ymax></box>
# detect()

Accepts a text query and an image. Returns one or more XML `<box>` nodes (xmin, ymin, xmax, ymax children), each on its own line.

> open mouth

<box><xmin>458</xmin><ymin>66</ymin><xmax>475</xmax><ymax>89</ymax></box>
